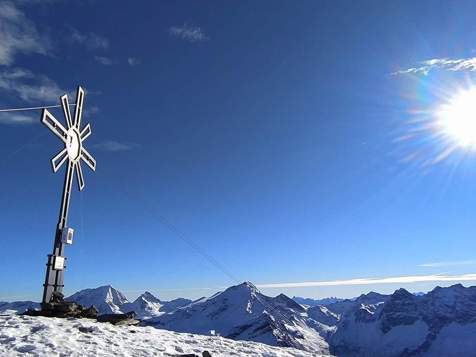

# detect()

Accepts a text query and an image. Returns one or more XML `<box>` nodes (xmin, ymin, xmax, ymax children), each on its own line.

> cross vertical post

<box><xmin>42</xmin><ymin>161</ymin><xmax>74</xmax><ymax>304</ymax></box>
<box><xmin>40</xmin><ymin>86</ymin><xmax>96</xmax><ymax>304</ymax></box>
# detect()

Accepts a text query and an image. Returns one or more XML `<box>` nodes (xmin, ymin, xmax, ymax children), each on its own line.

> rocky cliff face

<box><xmin>329</xmin><ymin>284</ymin><xmax>476</xmax><ymax>357</ymax></box>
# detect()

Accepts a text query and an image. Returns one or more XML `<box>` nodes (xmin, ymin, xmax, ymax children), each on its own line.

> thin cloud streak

<box><xmin>418</xmin><ymin>260</ymin><xmax>476</xmax><ymax>268</ymax></box>
<box><xmin>169</xmin><ymin>24</ymin><xmax>208</xmax><ymax>43</ymax></box>
<box><xmin>70</xmin><ymin>28</ymin><xmax>109</xmax><ymax>50</ymax></box>
<box><xmin>256</xmin><ymin>273</ymin><xmax>476</xmax><ymax>289</ymax></box>
<box><xmin>127</xmin><ymin>57</ymin><xmax>141</xmax><ymax>66</ymax></box>
<box><xmin>93</xmin><ymin>140</ymin><xmax>139</xmax><ymax>152</ymax></box>
<box><xmin>94</xmin><ymin>56</ymin><xmax>113</xmax><ymax>65</ymax></box>
<box><xmin>0</xmin><ymin>113</ymin><xmax>35</xmax><ymax>125</ymax></box>
<box><xmin>392</xmin><ymin>57</ymin><xmax>476</xmax><ymax>76</ymax></box>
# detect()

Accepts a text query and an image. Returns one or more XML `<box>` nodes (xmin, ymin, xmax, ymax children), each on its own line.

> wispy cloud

<box><xmin>70</xmin><ymin>28</ymin><xmax>109</xmax><ymax>50</ymax></box>
<box><xmin>169</xmin><ymin>24</ymin><xmax>208</xmax><ymax>43</ymax></box>
<box><xmin>0</xmin><ymin>68</ymin><xmax>66</xmax><ymax>103</ymax></box>
<box><xmin>256</xmin><ymin>273</ymin><xmax>476</xmax><ymax>289</ymax></box>
<box><xmin>127</xmin><ymin>57</ymin><xmax>141</xmax><ymax>66</ymax></box>
<box><xmin>93</xmin><ymin>140</ymin><xmax>139</xmax><ymax>152</ymax></box>
<box><xmin>418</xmin><ymin>260</ymin><xmax>476</xmax><ymax>268</ymax></box>
<box><xmin>0</xmin><ymin>113</ymin><xmax>35</xmax><ymax>125</ymax></box>
<box><xmin>83</xmin><ymin>105</ymin><xmax>99</xmax><ymax>118</ymax></box>
<box><xmin>0</xmin><ymin>1</ymin><xmax>48</xmax><ymax>66</ymax></box>
<box><xmin>94</xmin><ymin>56</ymin><xmax>113</xmax><ymax>65</ymax></box>
<box><xmin>393</xmin><ymin>57</ymin><xmax>476</xmax><ymax>76</ymax></box>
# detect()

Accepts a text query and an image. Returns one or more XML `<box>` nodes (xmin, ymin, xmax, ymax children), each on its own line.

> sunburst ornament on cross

<box><xmin>41</xmin><ymin>86</ymin><xmax>96</xmax><ymax>304</ymax></box>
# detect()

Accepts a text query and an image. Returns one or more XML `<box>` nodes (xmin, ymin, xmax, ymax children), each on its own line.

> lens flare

<box><xmin>435</xmin><ymin>87</ymin><xmax>476</xmax><ymax>150</ymax></box>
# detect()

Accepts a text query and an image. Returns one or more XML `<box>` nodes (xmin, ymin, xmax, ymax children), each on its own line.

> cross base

<box><xmin>42</xmin><ymin>250</ymin><xmax>66</xmax><ymax>303</ymax></box>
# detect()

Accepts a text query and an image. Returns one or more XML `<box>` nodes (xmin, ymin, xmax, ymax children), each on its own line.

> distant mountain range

<box><xmin>292</xmin><ymin>296</ymin><xmax>344</xmax><ymax>306</ymax></box>
<box><xmin>66</xmin><ymin>285</ymin><xmax>193</xmax><ymax>319</ymax></box>
<box><xmin>2</xmin><ymin>283</ymin><xmax>476</xmax><ymax>356</ymax></box>
<box><xmin>329</xmin><ymin>284</ymin><xmax>476</xmax><ymax>357</ymax></box>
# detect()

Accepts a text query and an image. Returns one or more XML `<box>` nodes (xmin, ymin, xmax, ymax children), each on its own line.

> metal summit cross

<box><xmin>41</xmin><ymin>86</ymin><xmax>96</xmax><ymax>304</ymax></box>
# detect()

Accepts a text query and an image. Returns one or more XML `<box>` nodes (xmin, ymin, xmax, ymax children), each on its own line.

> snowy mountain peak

<box><xmin>392</xmin><ymin>287</ymin><xmax>413</xmax><ymax>298</ymax></box>
<box><xmin>66</xmin><ymin>285</ymin><xmax>129</xmax><ymax>314</ymax></box>
<box><xmin>66</xmin><ymin>285</ymin><xmax>192</xmax><ymax>318</ymax></box>
<box><xmin>355</xmin><ymin>291</ymin><xmax>388</xmax><ymax>304</ymax></box>
<box><xmin>427</xmin><ymin>283</ymin><xmax>470</xmax><ymax>302</ymax></box>
<box><xmin>137</xmin><ymin>291</ymin><xmax>161</xmax><ymax>304</ymax></box>
<box><xmin>273</xmin><ymin>293</ymin><xmax>306</xmax><ymax>313</ymax></box>
<box><xmin>150</xmin><ymin>282</ymin><xmax>329</xmax><ymax>354</ymax></box>
<box><xmin>229</xmin><ymin>281</ymin><xmax>259</xmax><ymax>294</ymax></box>
<box><xmin>212</xmin><ymin>282</ymin><xmax>261</xmax><ymax>304</ymax></box>
<box><xmin>122</xmin><ymin>291</ymin><xmax>164</xmax><ymax>319</ymax></box>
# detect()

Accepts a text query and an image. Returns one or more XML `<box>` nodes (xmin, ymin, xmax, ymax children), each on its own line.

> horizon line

<box><xmin>255</xmin><ymin>273</ymin><xmax>476</xmax><ymax>289</ymax></box>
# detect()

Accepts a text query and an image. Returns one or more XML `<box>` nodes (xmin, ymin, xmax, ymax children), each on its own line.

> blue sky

<box><xmin>2</xmin><ymin>0</ymin><xmax>476</xmax><ymax>302</ymax></box>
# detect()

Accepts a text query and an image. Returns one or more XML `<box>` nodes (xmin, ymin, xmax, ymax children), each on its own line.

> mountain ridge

<box><xmin>2</xmin><ymin>283</ymin><xmax>476</xmax><ymax>356</ymax></box>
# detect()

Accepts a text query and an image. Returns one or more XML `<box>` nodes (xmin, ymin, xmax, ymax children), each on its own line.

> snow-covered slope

<box><xmin>0</xmin><ymin>312</ymin><xmax>332</xmax><ymax>357</ymax></box>
<box><xmin>121</xmin><ymin>291</ymin><xmax>163</xmax><ymax>318</ymax></box>
<box><xmin>5</xmin><ymin>283</ymin><xmax>476</xmax><ymax>356</ymax></box>
<box><xmin>330</xmin><ymin>284</ymin><xmax>476</xmax><ymax>357</ymax></box>
<box><xmin>307</xmin><ymin>305</ymin><xmax>339</xmax><ymax>327</ymax></box>
<box><xmin>66</xmin><ymin>285</ymin><xmax>129</xmax><ymax>314</ymax></box>
<box><xmin>323</xmin><ymin>291</ymin><xmax>388</xmax><ymax>317</ymax></box>
<box><xmin>160</xmin><ymin>297</ymin><xmax>193</xmax><ymax>313</ymax></box>
<box><xmin>122</xmin><ymin>291</ymin><xmax>192</xmax><ymax>319</ymax></box>
<box><xmin>149</xmin><ymin>282</ymin><xmax>330</xmax><ymax>354</ymax></box>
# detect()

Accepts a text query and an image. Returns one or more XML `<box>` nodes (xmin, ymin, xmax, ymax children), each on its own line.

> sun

<box><xmin>435</xmin><ymin>87</ymin><xmax>476</xmax><ymax>150</ymax></box>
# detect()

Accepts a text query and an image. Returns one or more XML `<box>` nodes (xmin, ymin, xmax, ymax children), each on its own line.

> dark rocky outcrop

<box><xmin>96</xmin><ymin>311</ymin><xmax>139</xmax><ymax>325</ymax></box>
<box><xmin>22</xmin><ymin>292</ymin><xmax>98</xmax><ymax>319</ymax></box>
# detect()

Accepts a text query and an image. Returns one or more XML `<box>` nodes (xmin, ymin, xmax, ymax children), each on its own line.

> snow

<box><xmin>332</xmin><ymin>318</ymin><xmax>429</xmax><ymax>357</ymax></box>
<box><xmin>3</xmin><ymin>283</ymin><xmax>476</xmax><ymax>356</ymax></box>
<box><xmin>0</xmin><ymin>312</ymin><xmax>331</xmax><ymax>357</ymax></box>
<box><xmin>328</xmin><ymin>284</ymin><xmax>476</xmax><ymax>357</ymax></box>
<box><xmin>66</xmin><ymin>285</ymin><xmax>128</xmax><ymax>314</ymax></box>
<box><xmin>65</xmin><ymin>286</ymin><xmax>191</xmax><ymax>318</ymax></box>
<box><xmin>149</xmin><ymin>282</ymin><xmax>330</xmax><ymax>354</ymax></box>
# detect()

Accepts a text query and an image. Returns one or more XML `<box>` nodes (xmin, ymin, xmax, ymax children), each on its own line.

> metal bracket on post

<box><xmin>61</xmin><ymin>227</ymin><xmax>74</xmax><ymax>245</ymax></box>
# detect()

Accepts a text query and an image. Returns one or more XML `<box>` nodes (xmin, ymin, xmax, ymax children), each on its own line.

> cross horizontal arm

<box><xmin>74</xmin><ymin>86</ymin><xmax>84</xmax><ymax>129</ymax></box>
<box><xmin>51</xmin><ymin>148</ymin><xmax>68</xmax><ymax>173</ymax></box>
<box><xmin>75</xmin><ymin>162</ymin><xmax>85</xmax><ymax>191</ymax></box>
<box><xmin>61</xmin><ymin>94</ymin><xmax>73</xmax><ymax>129</ymax></box>
<box><xmin>81</xmin><ymin>123</ymin><xmax>92</xmax><ymax>141</ymax></box>
<box><xmin>81</xmin><ymin>148</ymin><xmax>96</xmax><ymax>171</ymax></box>
<box><xmin>42</xmin><ymin>109</ymin><xmax>68</xmax><ymax>143</ymax></box>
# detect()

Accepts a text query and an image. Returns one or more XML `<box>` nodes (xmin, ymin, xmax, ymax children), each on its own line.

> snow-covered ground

<box><xmin>0</xmin><ymin>312</ymin><xmax>332</xmax><ymax>357</ymax></box>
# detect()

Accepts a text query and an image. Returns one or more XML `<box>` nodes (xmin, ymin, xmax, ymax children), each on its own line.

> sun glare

<box><xmin>436</xmin><ymin>87</ymin><xmax>476</xmax><ymax>150</ymax></box>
